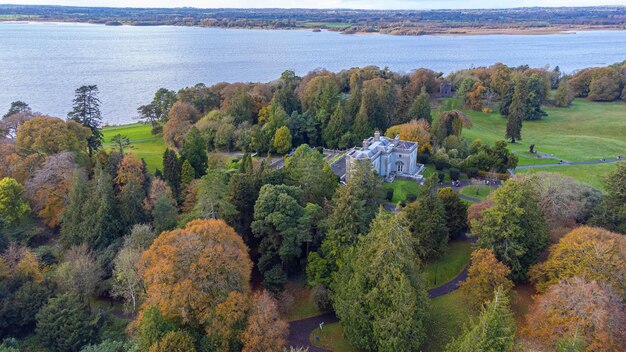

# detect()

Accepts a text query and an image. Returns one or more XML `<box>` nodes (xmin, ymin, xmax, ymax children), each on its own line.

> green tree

<box><xmin>526</xmin><ymin>74</ymin><xmax>547</xmax><ymax>120</ymax></box>
<box><xmin>227</xmin><ymin>172</ymin><xmax>260</xmax><ymax>244</ymax></box>
<box><xmin>36</xmin><ymin>294</ymin><xmax>98</xmax><ymax>352</ymax></box>
<box><xmin>149</xmin><ymin>330</ymin><xmax>196</xmax><ymax>352</ymax></box>
<box><xmin>152</xmin><ymin>195</ymin><xmax>178</xmax><ymax>234</ymax></box>
<box><xmin>506</xmin><ymin>77</ymin><xmax>527</xmax><ymax>143</ymax></box>
<box><xmin>283</xmin><ymin>145</ymin><xmax>337</xmax><ymax>205</ymax></box>
<box><xmin>332</xmin><ymin>210</ymin><xmax>428</xmax><ymax>351</ymax></box>
<box><xmin>300</xmin><ymin>74</ymin><xmax>340</xmax><ymax>130</ymax></box>
<box><xmin>273</xmin><ymin>126</ymin><xmax>292</xmax><ymax>154</ymax></box>
<box><xmin>590</xmin><ymin>162</ymin><xmax>626</xmax><ymax>234</ymax></box>
<box><xmin>553</xmin><ymin>80</ymin><xmax>574</xmax><ymax>107</ymax></box>
<box><xmin>402</xmin><ymin>185</ymin><xmax>449</xmax><ymax>259</ymax></box>
<box><xmin>61</xmin><ymin>172</ymin><xmax>90</xmax><ymax>247</ymax></box>
<box><xmin>110</xmin><ymin>134</ymin><xmax>131</xmax><ymax>155</ymax></box>
<box><xmin>84</xmin><ymin>169</ymin><xmax>122</xmax><ymax>250</ymax></box>
<box><xmin>0</xmin><ymin>178</ymin><xmax>30</xmax><ymax>226</ymax></box>
<box><xmin>180</xmin><ymin>160</ymin><xmax>195</xmax><ymax>190</ymax></box>
<box><xmin>307</xmin><ymin>161</ymin><xmax>385</xmax><ymax>287</ymax></box>
<box><xmin>224</xmin><ymin>86</ymin><xmax>255</xmax><ymax>125</ymax></box>
<box><xmin>445</xmin><ymin>288</ymin><xmax>516</xmax><ymax>352</ymax></box>
<box><xmin>117</xmin><ymin>180</ymin><xmax>147</xmax><ymax>232</ymax></box>
<box><xmin>68</xmin><ymin>85</ymin><xmax>103</xmax><ymax>156</ymax></box>
<box><xmin>252</xmin><ymin>184</ymin><xmax>304</xmax><ymax>277</ymax></box>
<box><xmin>191</xmin><ymin>169</ymin><xmax>236</xmax><ymax>222</ymax></box>
<box><xmin>437</xmin><ymin>187</ymin><xmax>468</xmax><ymax>238</ymax></box>
<box><xmin>133</xmin><ymin>306</ymin><xmax>178</xmax><ymax>352</ymax></box>
<box><xmin>407</xmin><ymin>87</ymin><xmax>432</xmax><ymax>123</ymax></box>
<box><xmin>181</xmin><ymin>127</ymin><xmax>207</xmax><ymax>178</ymax></box>
<box><xmin>322</xmin><ymin>102</ymin><xmax>348</xmax><ymax>148</ymax></box>
<box><xmin>3</xmin><ymin>101</ymin><xmax>31</xmax><ymax>118</ymax></box>
<box><xmin>273</xmin><ymin>70</ymin><xmax>301</xmax><ymax>115</ymax></box>
<box><xmin>162</xmin><ymin>148</ymin><xmax>181</xmax><ymax>198</ymax></box>
<box><xmin>472</xmin><ymin>179</ymin><xmax>549</xmax><ymax>281</ymax></box>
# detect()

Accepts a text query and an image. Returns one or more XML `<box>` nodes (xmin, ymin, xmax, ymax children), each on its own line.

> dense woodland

<box><xmin>1</xmin><ymin>5</ymin><xmax>626</xmax><ymax>34</ymax></box>
<box><xmin>0</xmin><ymin>61</ymin><xmax>625</xmax><ymax>351</ymax></box>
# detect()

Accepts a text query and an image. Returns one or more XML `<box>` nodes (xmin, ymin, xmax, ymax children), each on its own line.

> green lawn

<box><xmin>282</xmin><ymin>277</ymin><xmax>325</xmax><ymax>322</ymax></box>
<box><xmin>456</xmin><ymin>99</ymin><xmax>626</xmax><ymax>162</ymax></box>
<box><xmin>515</xmin><ymin>162</ymin><xmax>620</xmax><ymax>192</ymax></box>
<box><xmin>384</xmin><ymin>179</ymin><xmax>423</xmax><ymax>203</ymax></box>
<box><xmin>423</xmin><ymin>290</ymin><xmax>475</xmax><ymax>352</ymax></box>
<box><xmin>514</xmin><ymin>151</ymin><xmax>562</xmax><ymax>166</ymax></box>
<box><xmin>423</xmin><ymin>240</ymin><xmax>473</xmax><ymax>289</ymax></box>
<box><xmin>460</xmin><ymin>185</ymin><xmax>492</xmax><ymax>200</ymax></box>
<box><xmin>102</xmin><ymin>123</ymin><xmax>166</xmax><ymax>173</ymax></box>
<box><xmin>310</xmin><ymin>322</ymin><xmax>363</xmax><ymax>352</ymax></box>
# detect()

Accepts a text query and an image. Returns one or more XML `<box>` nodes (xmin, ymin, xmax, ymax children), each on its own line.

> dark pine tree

<box><xmin>162</xmin><ymin>148</ymin><xmax>181</xmax><ymax>198</ymax></box>
<box><xmin>68</xmin><ymin>85</ymin><xmax>103</xmax><ymax>156</ymax></box>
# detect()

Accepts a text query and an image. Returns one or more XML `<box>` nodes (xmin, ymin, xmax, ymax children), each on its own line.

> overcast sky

<box><xmin>5</xmin><ymin>1</ymin><xmax>625</xmax><ymax>9</ymax></box>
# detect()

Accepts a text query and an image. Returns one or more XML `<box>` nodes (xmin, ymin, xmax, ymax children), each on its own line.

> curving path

<box><xmin>287</xmin><ymin>312</ymin><xmax>339</xmax><ymax>352</ymax></box>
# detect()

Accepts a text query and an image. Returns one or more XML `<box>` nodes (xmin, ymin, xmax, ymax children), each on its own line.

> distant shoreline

<box><xmin>2</xmin><ymin>19</ymin><xmax>625</xmax><ymax>37</ymax></box>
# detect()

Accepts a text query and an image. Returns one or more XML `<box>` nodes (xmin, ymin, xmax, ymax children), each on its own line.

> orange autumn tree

<box><xmin>459</xmin><ymin>248</ymin><xmax>513</xmax><ymax>311</ymax></box>
<box><xmin>114</xmin><ymin>154</ymin><xmax>145</xmax><ymax>189</ymax></box>
<box><xmin>241</xmin><ymin>291</ymin><xmax>288</xmax><ymax>352</ymax></box>
<box><xmin>138</xmin><ymin>219</ymin><xmax>253</xmax><ymax>350</ymax></box>
<box><xmin>524</xmin><ymin>277</ymin><xmax>626</xmax><ymax>351</ymax></box>
<box><xmin>385</xmin><ymin>119</ymin><xmax>432</xmax><ymax>153</ymax></box>
<box><xmin>528</xmin><ymin>226</ymin><xmax>626</xmax><ymax>296</ymax></box>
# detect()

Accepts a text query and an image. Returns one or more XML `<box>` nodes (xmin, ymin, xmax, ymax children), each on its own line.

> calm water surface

<box><xmin>1</xmin><ymin>22</ymin><xmax>625</xmax><ymax>124</ymax></box>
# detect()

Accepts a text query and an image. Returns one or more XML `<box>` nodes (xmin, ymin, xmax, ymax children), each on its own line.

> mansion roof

<box><xmin>347</xmin><ymin>131</ymin><xmax>417</xmax><ymax>160</ymax></box>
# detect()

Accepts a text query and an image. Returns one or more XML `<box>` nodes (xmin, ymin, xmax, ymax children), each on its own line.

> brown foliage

<box><xmin>143</xmin><ymin>177</ymin><xmax>175</xmax><ymax>212</ymax></box>
<box><xmin>1</xmin><ymin>244</ymin><xmax>43</xmax><ymax>282</ymax></box>
<box><xmin>524</xmin><ymin>277</ymin><xmax>626</xmax><ymax>351</ymax></box>
<box><xmin>528</xmin><ymin>226</ymin><xmax>626</xmax><ymax>296</ymax></box>
<box><xmin>459</xmin><ymin>248</ymin><xmax>513</xmax><ymax>311</ymax></box>
<box><xmin>0</xmin><ymin>142</ymin><xmax>43</xmax><ymax>182</ymax></box>
<box><xmin>467</xmin><ymin>197</ymin><xmax>494</xmax><ymax>226</ymax></box>
<box><xmin>24</xmin><ymin>152</ymin><xmax>77</xmax><ymax>227</ymax></box>
<box><xmin>16</xmin><ymin>116</ymin><xmax>90</xmax><ymax>156</ymax></box>
<box><xmin>163</xmin><ymin>102</ymin><xmax>198</xmax><ymax>150</ymax></box>
<box><xmin>114</xmin><ymin>154</ymin><xmax>145</xmax><ymax>189</ymax></box>
<box><xmin>241</xmin><ymin>291</ymin><xmax>288</xmax><ymax>352</ymax></box>
<box><xmin>139</xmin><ymin>219</ymin><xmax>252</xmax><ymax>332</ymax></box>
<box><xmin>465</xmin><ymin>82</ymin><xmax>486</xmax><ymax>111</ymax></box>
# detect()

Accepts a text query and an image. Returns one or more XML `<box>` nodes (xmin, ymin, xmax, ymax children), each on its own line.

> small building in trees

<box><xmin>439</xmin><ymin>81</ymin><xmax>453</xmax><ymax>97</ymax></box>
<box><xmin>345</xmin><ymin>131</ymin><xmax>423</xmax><ymax>182</ymax></box>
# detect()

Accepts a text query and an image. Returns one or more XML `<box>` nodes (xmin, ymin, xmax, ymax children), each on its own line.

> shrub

<box><xmin>312</xmin><ymin>285</ymin><xmax>332</xmax><ymax>311</ymax></box>
<box><xmin>406</xmin><ymin>194</ymin><xmax>417</xmax><ymax>203</ymax></box>
<box><xmin>386</xmin><ymin>189</ymin><xmax>394</xmax><ymax>201</ymax></box>
<box><xmin>466</xmin><ymin>167</ymin><xmax>478</xmax><ymax>179</ymax></box>
<box><xmin>449</xmin><ymin>168</ymin><xmax>460</xmax><ymax>181</ymax></box>
<box><xmin>416</xmin><ymin>152</ymin><xmax>431</xmax><ymax>164</ymax></box>
<box><xmin>437</xmin><ymin>172</ymin><xmax>445</xmax><ymax>183</ymax></box>
<box><xmin>263</xmin><ymin>266</ymin><xmax>287</xmax><ymax>293</ymax></box>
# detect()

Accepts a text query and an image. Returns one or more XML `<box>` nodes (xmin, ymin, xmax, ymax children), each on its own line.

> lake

<box><xmin>1</xmin><ymin>22</ymin><xmax>625</xmax><ymax>124</ymax></box>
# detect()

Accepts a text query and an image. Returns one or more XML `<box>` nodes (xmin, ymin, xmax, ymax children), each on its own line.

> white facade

<box><xmin>345</xmin><ymin>131</ymin><xmax>421</xmax><ymax>181</ymax></box>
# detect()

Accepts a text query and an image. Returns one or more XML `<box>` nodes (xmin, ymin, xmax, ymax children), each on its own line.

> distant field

<box><xmin>299</xmin><ymin>22</ymin><xmax>352</xmax><ymax>29</ymax></box>
<box><xmin>102</xmin><ymin>123</ymin><xmax>165</xmax><ymax>173</ymax></box>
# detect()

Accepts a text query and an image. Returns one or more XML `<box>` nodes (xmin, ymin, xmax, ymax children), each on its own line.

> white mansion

<box><xmin>344</xmin><ymin>131</ymin><xmax>424</xmax><ymax>182</ymax></box>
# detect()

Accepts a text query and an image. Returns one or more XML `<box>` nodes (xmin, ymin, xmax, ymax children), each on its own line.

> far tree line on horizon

<box><xmin>0</xmin><ymin>61</ymin><xmax>625</xmax><ymax>352</ymax></box>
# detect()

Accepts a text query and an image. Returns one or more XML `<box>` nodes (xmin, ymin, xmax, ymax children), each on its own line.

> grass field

<box><xmin>102</xmin><ymin>123</ymin><xmax>166</xmax><ymax>173</ymax></box>
<box><xmin>457</xmin><ymin>99</ymin><xmax>626</xmax><ymax>162</ymax></box>
<box><xmin>310</xmin><ymin>322</ymin><xmax>363</xmax><ymax>352</ymax></box>
<box><xmin>423</xmin><ymin>290</ymin><xmax>475</xmax><ymax>352</ymax></box>
<box><xmin>384</xmin><ymin>179</ymin><xmax>423</xmax><ymax>203</ymax></box>
<box><xmin>423</xmin><ymin>240</ymin><xmax>473</xmax><ymax>289</ymax></box>
<box><xmin>515</xmin><ymin>162</ymin><xmax>620</xmax><ymax>191</ymax></box>
<box><xmin>460</xmin><ymin>185</ymin><xmax>493</xmax><ymax>200</ymax></box>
